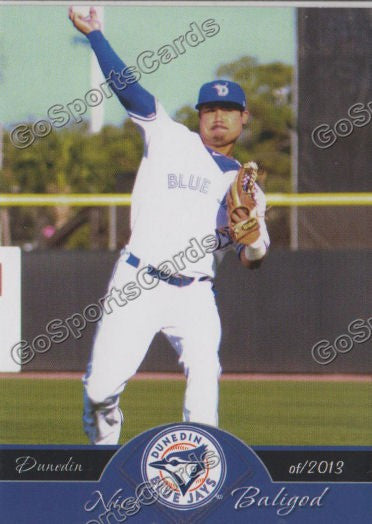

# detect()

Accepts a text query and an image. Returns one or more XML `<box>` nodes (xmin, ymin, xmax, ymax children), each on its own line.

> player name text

<box><xmin>15</xmin><ymin>455</ymin><xmax>83</xmax><ymax>474</ymax></box>
<box><xmin>84</xmin><ymin>484</ymin><xmax>158</xmax><ymax>523</ymax></box>
<box><xmin>231</xmin><ymin>486</ymin><xmax>330</xmax><ymax>516</ymax></box>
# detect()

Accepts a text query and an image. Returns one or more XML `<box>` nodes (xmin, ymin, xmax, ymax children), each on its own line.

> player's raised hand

<box><xmin>68</xmin><ymin>6</ymin><xmax>101</xmax><ymax>35</ymax></box>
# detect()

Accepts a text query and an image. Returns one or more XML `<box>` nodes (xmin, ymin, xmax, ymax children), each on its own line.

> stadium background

<box><xmin>0</xmin><ymin>6</ymin><xmax>371</xmax><ymax>445</ymax></box>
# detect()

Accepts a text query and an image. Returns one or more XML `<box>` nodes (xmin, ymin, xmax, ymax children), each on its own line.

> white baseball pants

<box><xmin>83</xmin><ymin>250</ymin><xmax>222</xmax><ymax>444</ymax></box>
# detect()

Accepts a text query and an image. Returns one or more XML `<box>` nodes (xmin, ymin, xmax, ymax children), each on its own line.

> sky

<box><xmin>0</xmin><ymin>4</ymin><xmax>295</xmax><ymax>128</ymax></box>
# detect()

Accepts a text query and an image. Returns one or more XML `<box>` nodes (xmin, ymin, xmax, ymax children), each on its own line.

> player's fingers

<box><xmin>75</xmin><ymin>14</ymin><xmax>88</xmax><ymax>30</ymax></box>
<box><xmin>69</xmin><ymin>9</ymin><xmax>82</xmax><ymax>24</ymax></box>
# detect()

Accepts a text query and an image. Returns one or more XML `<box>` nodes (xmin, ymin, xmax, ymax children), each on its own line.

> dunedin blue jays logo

<box><xmin>141</xmin><ymin>425</ymin><xmax>226</xmax><ymax>510</ymax></box>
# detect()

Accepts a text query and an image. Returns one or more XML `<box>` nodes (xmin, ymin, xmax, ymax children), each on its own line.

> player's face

<box><xmin>198</xmin><ymin>103</ymin><xmax>249</xmax><ymax>155</ymax></box>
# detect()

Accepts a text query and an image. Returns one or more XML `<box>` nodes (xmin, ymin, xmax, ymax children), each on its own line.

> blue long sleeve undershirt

<box><xmin>86</xmin><ymin>30</ymin><xmax>156</xmax><ymax>117</ymax></box>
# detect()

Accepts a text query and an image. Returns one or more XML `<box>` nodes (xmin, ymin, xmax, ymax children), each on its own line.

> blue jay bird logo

<box><xmin>141</xmin><ymin>425</ymin><xmax>226</xmax><ymax>510</ymax></box>
<box><xmin>149</xmin><ymin>444</ymin><xmax>208</xmax><ymax>496</ymax></box>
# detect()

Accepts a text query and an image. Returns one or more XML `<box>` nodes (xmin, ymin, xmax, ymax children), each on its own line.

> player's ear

<box><xmin>242</xmin><ymin>110</ymin><xmax>250</xmax><ymax>125</ymax></box>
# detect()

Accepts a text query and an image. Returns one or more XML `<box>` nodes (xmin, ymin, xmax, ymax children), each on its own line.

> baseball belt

<box><xmin>125</xmin><ymin>252</ymin><xmax>212</xmax><ymax>287</ymax></box>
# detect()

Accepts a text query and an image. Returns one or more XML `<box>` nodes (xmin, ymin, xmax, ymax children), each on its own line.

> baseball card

<box><xmin>0</xmin><ymin>1</ymin><xmax>371</xmax><ymax>522</ymax></box>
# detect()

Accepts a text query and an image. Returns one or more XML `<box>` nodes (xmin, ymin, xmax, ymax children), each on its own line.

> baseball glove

<box><xmin>226</xmin><ymin>161</ymin><xmax>260</xmax><ymax>245</ymax></box>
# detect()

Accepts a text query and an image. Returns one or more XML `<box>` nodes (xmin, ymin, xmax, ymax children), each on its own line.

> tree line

<box><xmin>0</xmin><ymin>57</ymin><xmax>293</xmax><ymax>249</ymax></box>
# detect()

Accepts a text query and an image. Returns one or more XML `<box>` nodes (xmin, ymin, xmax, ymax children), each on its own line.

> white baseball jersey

<box><xmin>127</xmin><ymin>101</ymin><xmax>269</xmax><ymax>278</ymax></box>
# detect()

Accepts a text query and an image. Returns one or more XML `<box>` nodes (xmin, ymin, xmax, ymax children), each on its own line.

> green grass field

<box><xmin>1</xmin><ymin>378</ymin><xmax>371</xmax><ymax>446</ymax></box>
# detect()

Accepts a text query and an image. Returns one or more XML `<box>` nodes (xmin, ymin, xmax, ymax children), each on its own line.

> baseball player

<box><xmin>69</xmin><ymin>7</ymin><xmax>270</xmax><ymax>445</ymax></box>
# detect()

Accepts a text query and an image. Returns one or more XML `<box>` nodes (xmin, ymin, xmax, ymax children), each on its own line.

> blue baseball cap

<box><xmin>195</xmin><ymin>80</ymin><xmax>247</xmax><ymax>110</ymax></box>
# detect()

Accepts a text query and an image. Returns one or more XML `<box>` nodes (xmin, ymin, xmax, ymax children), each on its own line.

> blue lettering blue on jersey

<box><xmin>168</xmin><ymin>174</ymin><xmax>211</xmax><ymax>193</ymax></box>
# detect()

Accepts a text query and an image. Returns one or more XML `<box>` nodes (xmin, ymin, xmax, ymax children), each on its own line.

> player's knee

<box><xmin>185</xmin><ymin>352</ymin><xmax>221</xmax><ymax>377</ymax></box>
<box><xmin>85</xmin><ymin>382</ymin><xmax>110</xmax><ymax>406</ymax></box>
